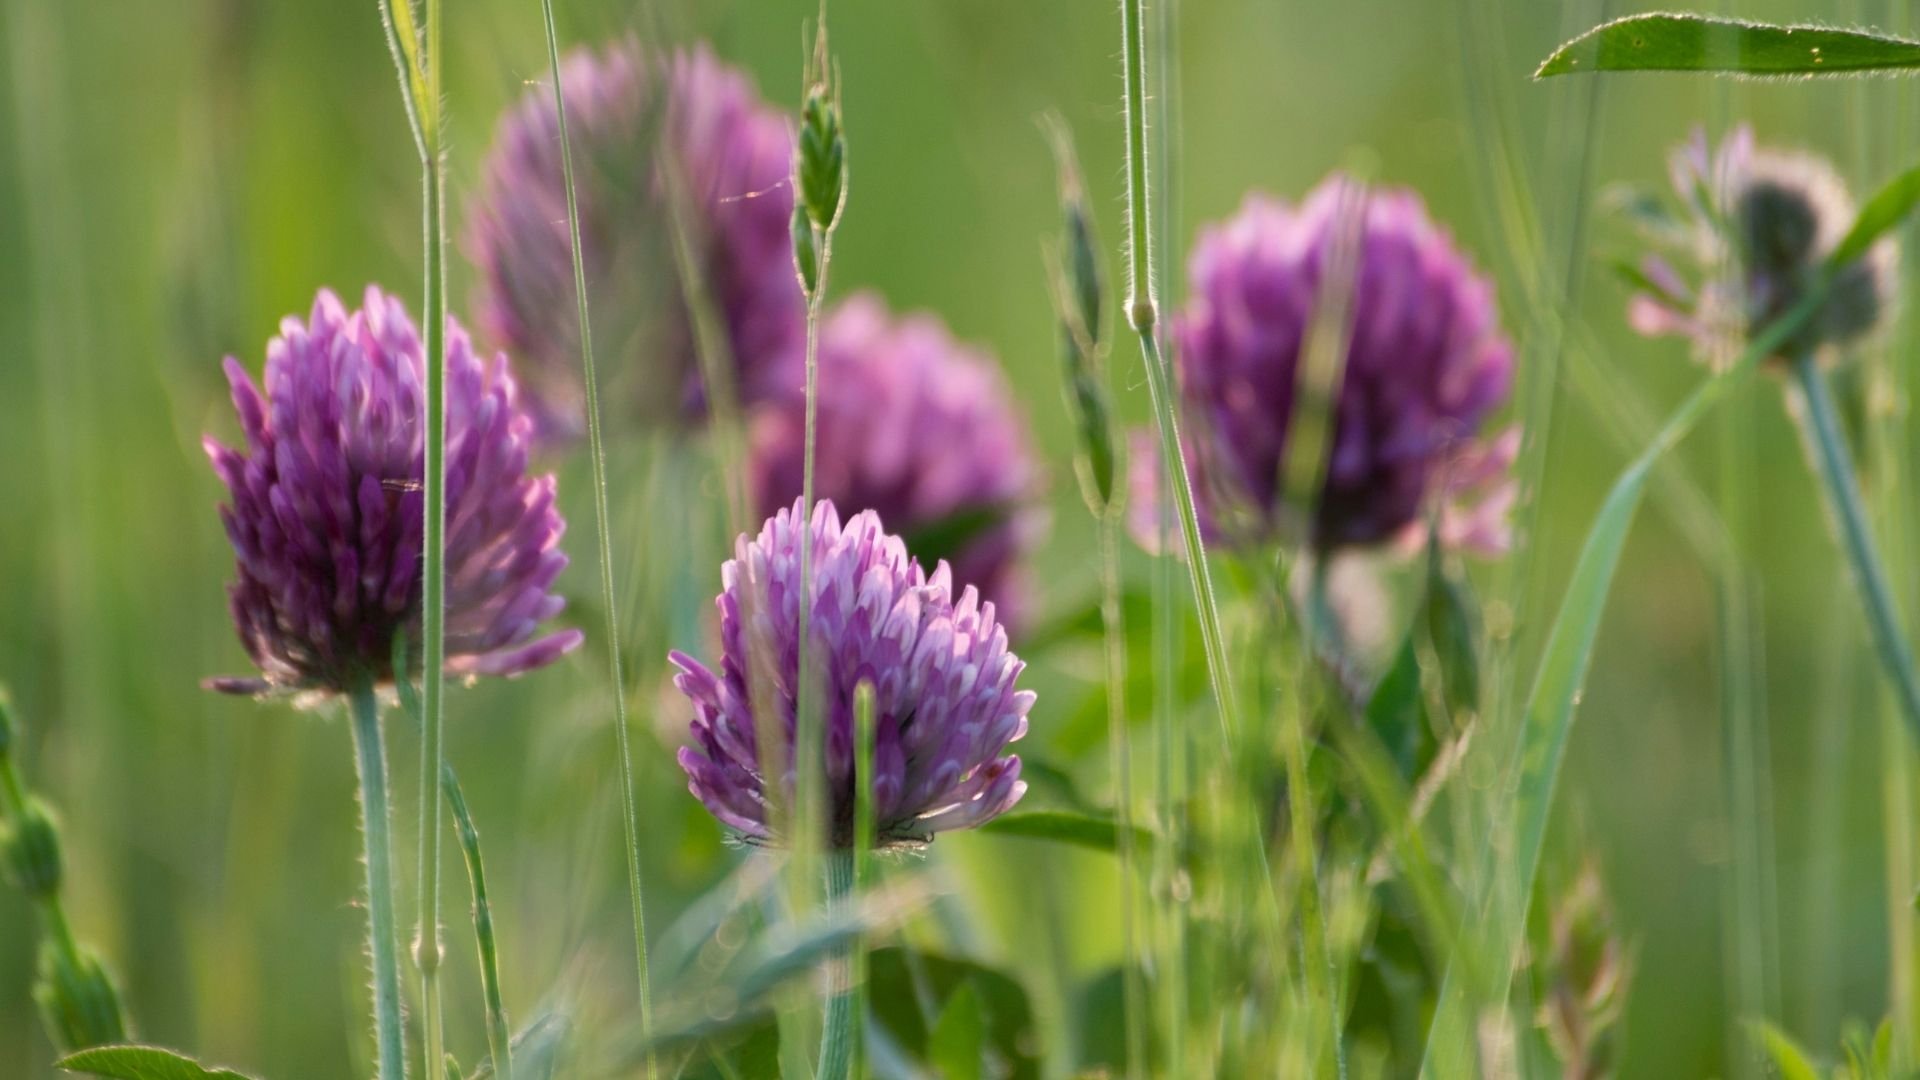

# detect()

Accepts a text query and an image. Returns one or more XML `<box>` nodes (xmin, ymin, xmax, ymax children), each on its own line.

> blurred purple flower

<box><xmin>1625</xmin><ymin>126</ymin><xmax>1895</xmax><ymax>364</ymax></box>
<box><xmin>1133</xmin><ymin>176</ymin><xmax>1517</xmax><ymax>555</ymax></box>
<box><xmin>204</xmin><ymin>286</ymin><xmax>583</xmax><ymax>696</ymax></box>
<box><xmin>670</xmin><ymin>499</ymin><xmax>1032</xmax><ymax>848</ymax></box>
<box><xmin>466</xmin><ymin>41</ymin><xmax>801</xmax><ymax>438</ymax></box>
<box><xmin>747</xmin><ymin>293</ymin><xmax>1044</xmax><ymax>628</ymax></box>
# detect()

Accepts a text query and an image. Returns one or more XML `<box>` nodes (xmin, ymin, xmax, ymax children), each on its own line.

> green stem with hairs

<box><xmin>1789</xmin><ymin>355</ymin><xmax>1920</xmax><ymax>741</ymax></box>
<box><xmin>374</xmin><ymin>0</ymin><xmax>448</xmax><ymax>1073</ymax></box>
<box><xmin>1118</xmin><ymin>0</ymin><xmax>1237</xmax><ymax>746</ymax></box>
<box><xmin>349</xmin><ymin>680</ymin><xmax>408</xmax><ymax>1080</ymax></box>
<box><xmin>535</xmin><ymin>2</ymin><xmax>656</xmax><ymax>1071</ymax></box>
<box><xmin>816</xmin><ymin>851</ymin><xmax>857</xmax><ymax>1080</ymax></box>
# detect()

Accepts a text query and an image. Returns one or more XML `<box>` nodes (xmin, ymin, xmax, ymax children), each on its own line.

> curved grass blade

<box><xmin>1536</xmin><ymin>13</ymin><xmax>1920</xmax><ymax>79</ymax></box>
<box><xmin>1420</xmin><ymin>281</ymin><xmax>1833</xmax><ymax>1076</ymax></box>
<box><xmin>977</xmin><ymin>810</ymin><xmax>1155</xmax><ymax>854</ymax></box>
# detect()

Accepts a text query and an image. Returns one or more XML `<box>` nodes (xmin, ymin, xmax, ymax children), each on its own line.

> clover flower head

<box><xmin>204</xmin><ymin>286</ymin><xmax>583</xmax><ymax>696</ymax></box>
<box><xmin>467</xmin><ymin>41</ymin><xmax>802</xmax><ymax>438</ymax></box>
<box><xmin>1133</xmin><ymin>175</ymin><xmax>1517</xmax><ymax>556</ymax></box>
<box><xmin>670</xmin><ymin>500</ymin><xmax>1032</xmax><ymax>848</ymax></box>
<box><xmin>1626</xmin><ymin>125</ymin><xmax>1896</xmax><ymax>364</ymax></box>
<box><xmin>747</xmin><ymin>294</ymin><xmax>1043</xmax><ymax>629</ymax></box>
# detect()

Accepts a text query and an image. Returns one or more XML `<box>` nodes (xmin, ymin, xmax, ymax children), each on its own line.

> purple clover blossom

<box><xmin>204</xmin><ymin>286</ymin><xmax>584</xmax><ymax>696</ymax></box>
<box><xmin>1133</xmin><ymin>176</ymin><xmax>1518</xmax><ymax>556</ymax></box>
<box><xmin>670</xmin><ymin>500</ymin><xmax>1032</xmax><ymax>848</ymax></box>
<box><xmin>1626</xmin><ymin>126</ymin><xmax>1895</xmax><ymax>364</ymax></box>
<box><xmin>466</xmin><ymin>41</ymin><xmax>801</xmax><ymax>438</ymax></box>
<box><xmin>746</xmin><ymin>293</ymin><xmax>1044</xmax><ymax>630</ymax></box>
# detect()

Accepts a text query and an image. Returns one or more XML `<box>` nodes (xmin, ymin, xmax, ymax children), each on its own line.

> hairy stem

<box><xmin>536</xmin><ymin>2</ymin><xmax>656</xmax><ymax>1070</ymax></box>
<box><xmin>1118</xmin><ymin>0</ymin><xmax>1237</xmax><ymax>746</ymax></box>
<box><xmin>349</xmin><ymin>681</ymin><xmax>408</xmax><ymax>1080</ymax></box>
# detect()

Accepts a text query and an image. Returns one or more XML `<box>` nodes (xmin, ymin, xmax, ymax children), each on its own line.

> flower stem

<box><xmin>349</xmin><ymin>680</ymin><xmax>408</xmax><ymax>1080</ymax></box>
<box><xmin>536</xmin><ymin>1</ymin><xmax>656</xmax><ymax>1070</ymax></box>
<box><xmin>1118</xmin><ymin>0</ymin><xmax>1237</xmax><ymax>746</ymax></box>
<box><xmin>816</xmin><ymin>851</ymin><xmax>857</xmax><ymax>1080</ymax></box>
<box><xmin>1789</xmin><ymin>355</ymin><xmax>1920</xmax><ymax>741</ymax></box>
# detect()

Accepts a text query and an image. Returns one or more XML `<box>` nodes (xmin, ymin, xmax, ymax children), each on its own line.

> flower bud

<box><xmin>34</xmin><ymin>942</ymin><xmax>128</xmax><ymax>1052</ymax></box>
<box><xmin>796</xmin><ymin>83</ymin><xmax>845</xmax><ymax>233</ymax></box>
<box><xmin>3</xmin><ymin>798</ymin><xmax>63</xmax><ymax>899</ymax></box>
<box><xmin>791</xmin><ymin>202</ymin><xmax>820</xmax><ymax>299</ymax></box>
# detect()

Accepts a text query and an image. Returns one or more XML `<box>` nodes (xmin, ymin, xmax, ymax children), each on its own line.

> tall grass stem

<box><xmin>535</xmin><ymin>2</ymin><xmax>657</xmax><ymax>1071</ymax></box>
<box><xmin>1118</xmin><ymin>0</ymin><xmax>1237</xmax><ymax>747</ymax></box>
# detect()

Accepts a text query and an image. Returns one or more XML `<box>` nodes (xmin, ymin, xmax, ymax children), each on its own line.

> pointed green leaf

<box><xmin>1747</xmin><ymin>1021</ymin><xmax>1824</xmax><ymax>1080</ymax></box>
<box><xmin>928</xmin><ymin>983</ymin><xmax>986</xmax><ymax>1080</ymax></box>
<box><xmin>1828</xmin><ymin>161</ymin><xmax>1920</xmax><ymax>271</ymax></box>
<box><xmin>58</xmin><ymin>1045</ymin><xmax>258</xmax><ymax>1080</ymax></box>
<box><xmin>1421</xmin><ymin>266</ymin><xmax>1840</xmax><ymax>1076</ymax></box>
<box><xmin>1363</xmin><ymin>632</ymin><xmax>1432</xmax><ymax>781</ymax></box>
<box><xmin>1537</xmin><ymin>13</ymin><xmax>1920</xmax><ymax>79</ymax></box>
<box><xmin>976</xmin><ymin>810</ymin><xmax>1153</xmax><ymax>854</ymax></box>
<box><xmin>1424</xmin><ymin>550</ymin><xmax>1481</xmax><ymax>718</ymax></box>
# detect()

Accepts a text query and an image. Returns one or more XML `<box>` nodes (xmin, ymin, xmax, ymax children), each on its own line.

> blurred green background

<box><xmin>1</xmin><ymin>0</ymin><xmax>1915</xmax><ymax>1075</ymax></box>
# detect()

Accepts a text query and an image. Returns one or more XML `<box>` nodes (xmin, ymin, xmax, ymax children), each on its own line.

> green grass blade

<box><xmin>535</xmin><ymin>1</ymin><xmax>656</xmax><ymax>1067</ymax></box>
<box><xmin>976</xmin><ymin>810</ymin><xmax>1155</xmax><ymax>854</ymax></box>
<box><xmin>1536</xmin><ymin>12</ymin><xmax>1920</xmax><ymax>78</ymax></box>
<box><xmin>1420</xmin><ymin>279</ymin><xmax>1833</xmax><ymax>1076</ymax></box>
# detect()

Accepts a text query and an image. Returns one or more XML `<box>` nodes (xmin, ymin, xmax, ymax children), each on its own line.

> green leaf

<box><xmin>1423</xmin><ymin>548</ymin><xmax>1480</xmax><ymax>718</ymax></box>
<box><xmin>1747</xmin><ymin>1021</ymin><xmax>1825</xmax><ymax>1080</ymax></box>
<box><xmin>1422</xmin><ymin>263</ymin><xmax>1842</xmax><ymax>1076</ymax></box>
<box><xmin>867</xmin><ymin>948</ymin><xmax>1039</xmax><ymax>1080</ymax></box>
<box><xmin>1828</xmin><ymin>161</ymin><xmax>1920</xmax><ymax>271</ymax></box>
<box><xmin>1605</xmin><ymin>258</ymin><xmax>1686</xmax><ymax>308</ymax></box>
<box><xmin>1536</xmin><ymin>13</ymin><xmax>1920</xmax><ymax>78</ymax></box>
<box><xmin>976</xmin><ymin>810</ymin><xmax>1153</xmax><ymax>854</ymax></box>
<box><xmin>58</xmin><ymin>1046</ymin><xmax>258</xmax><ymax>1080</ymax></box>
<box><xmin>1363</xmin><ymin>632</ymin><xmax>1432</xmax><ymax>781</ymax></box>
<box><xmin>927</xmin><ymin>983</ymin><xmax>986</xmax><ymax>1080</ymax></box>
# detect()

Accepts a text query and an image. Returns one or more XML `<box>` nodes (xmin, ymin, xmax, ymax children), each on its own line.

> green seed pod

<box><xmin>1065</xmin><ymin>365</ymin><xmax>1117</xmax><ymax>513</ymax></box>
<box><xmin>797</xmin><ymin>83</ymin><xmax>846</xmax><ymax>233</ymax></box>
<box><xmin>791</xmin><ymin>202</ymin><xmax>820</xmax><ymax>299</ymax></box>
<box><xmin>33</xmin><ymin>942</ymin><xmax>129</xmax><ymax>1052</ymax></box>
<box><xmin>4</xmin><ymin>798</ymin><xmax>63</xmax><ymax>899</ymax></box>
<box><xmin>1044</xmin><ymin>118</ymin><xmax>1118</xmax><ymax>517</ymax></box>
<box><xmin>1065</xmin><ymin>201</ymin><xmax>1103</xmax><ymax>354</ymax></box>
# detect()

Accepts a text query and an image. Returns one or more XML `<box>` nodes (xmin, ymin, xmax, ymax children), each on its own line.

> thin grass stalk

<box><xmin>1420</xmin><ymin>279</ymin><xmax>1840</xmax><ymax>1076</ymax></box>
<box><xmin>442</xmin><ymin>764</ymin><xmax>513</xmax><ymax>1080</ymax></box>
<box><xmin>1118</xmin><ymin>0</ymin><xmax>1237</xmax><ymax>750</ymax></box>
<box><xmin>349</xmin><ymin>680</ymin><xmax>408</xmax><ymax>1080</ymax></box>
<box><xmin>372</xmin><ymin>0</ymin><xmax>451</xmax><ymax>1072</ymax></box>
<box><xmin>533</xmin><ymin>3</ymin><xmax>657</xmax><ymax>1073</ymax></box>
<box><xmin>816</xmin><ymin>852</ymin><xmax>857</xmax><ymax>1080</ymax></box>
<box><xmin>852</xmin><ymin>683</ymin><xmax>876</xmax><ymax>1078</ymax></box>
<box><xmin>1788</xmin><ymin>355</ymin><xmax>1920</xmax><ymax>744</ymax></box>
<box><xmin>1095</xmin><ymin>513</ymin><xmax>1148</xmax><ymax>1080</ymax></box>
